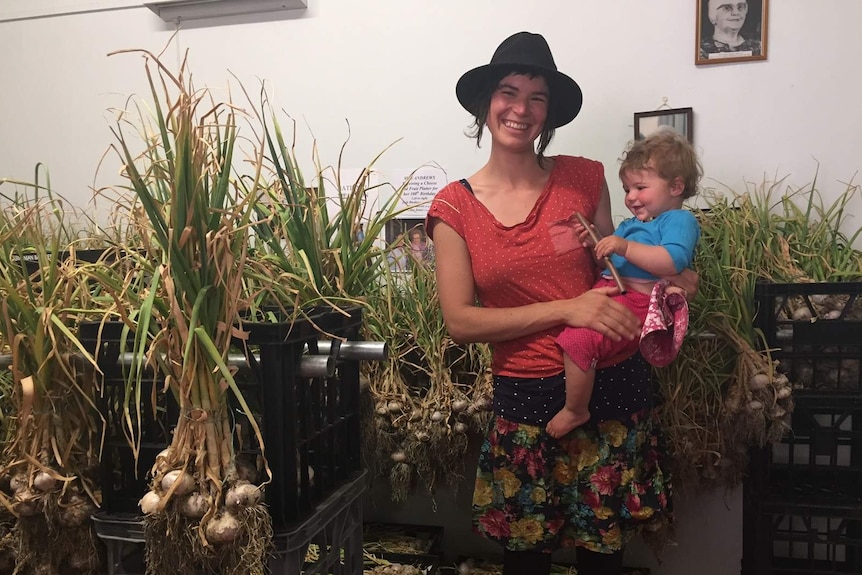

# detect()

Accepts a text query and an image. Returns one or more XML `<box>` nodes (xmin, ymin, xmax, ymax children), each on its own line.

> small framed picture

<box><xmin>696</xmin><ymin>0</ymin><xmax>768</xmax><ymax>65</ymax></box>
<box><xmin>634</xmin><ymin>107</ymin><xmax>694</xmax><ymax>143</ymax></box>
<box><xmin>384</xmin><ymin>219</ymin><xmax>433</xmax><ymax>271</ymax></box>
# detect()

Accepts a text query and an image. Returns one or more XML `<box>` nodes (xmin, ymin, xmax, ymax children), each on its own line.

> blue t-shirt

<box><xmin>605</xmin><ymin>209</ymin><xmax>700</xmax><ymax>281</ymax></box>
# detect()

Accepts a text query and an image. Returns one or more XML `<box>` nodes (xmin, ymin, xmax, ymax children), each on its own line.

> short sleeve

<box><xmin>425</xmin><ymin>182</ymin><xmax>468</xmax><ymax>240</ymax></box>
<box><xmin>661</xmin><ymin>210</ymin><xmax>701</xmax><ymax>272</ymax></box>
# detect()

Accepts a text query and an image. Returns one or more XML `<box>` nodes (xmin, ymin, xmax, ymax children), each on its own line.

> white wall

<box><xmin>2</xmin><ymin>1</ymin><xmax>862</xmax><ymax>231</ymax></box>
<box><xmin>1</xmin><ymin>2</ymin><xmax>860</xmax><ymax>573</ymax></box>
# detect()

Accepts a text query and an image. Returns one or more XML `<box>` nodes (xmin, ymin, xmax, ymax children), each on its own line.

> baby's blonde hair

<box><xmin>619</xmin><ymin>129</ymin><xmax>702</xmax><ymax>199</ymax></box>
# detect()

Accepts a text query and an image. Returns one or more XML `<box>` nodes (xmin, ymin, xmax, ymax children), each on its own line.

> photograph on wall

<box><xmin>634</xmin><ymin>107</ymin><xmax>694</xmax><ymax>142</ymax></box>
<box><xmin>696</xmin><ymin>0</ymin><xmax>768</xmax><ymax>65</ymax></box>
<box><xmin>385</xmin><ymin>218</ymin><xmax>433</xmax><ymax>271</ymax></box>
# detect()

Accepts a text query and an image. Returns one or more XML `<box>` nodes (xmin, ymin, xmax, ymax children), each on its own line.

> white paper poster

<box><xmin>321</xmin><ymin>167</ymin><xmax>380</xmax><ymax>227</ymax></box>
<box><xmin>390</xmin><ymin>165</ymin><xmax>447</xmax><ymax>219</ymax></box>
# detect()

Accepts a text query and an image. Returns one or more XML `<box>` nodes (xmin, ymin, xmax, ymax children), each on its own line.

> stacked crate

<box><xmin>271</xmin><ymin>470</ymin><xmax>367</xmax><ymax>575</ymax></box>
<box><xmin>79</xmin><ymin>320</ymin><xmax>175</xmax><ymax>516</ymax></box>
<box><xmin>86</xmin><ymin>306</ymin><xmax>371</xmax><ymax>575</ymax></box>
<box><xmin>743</xmin><ymin>282</ymin><xmax>862</xmax><ymax>575</ymax></box>
<box><xmin>240</xmin><ymin>306</ymin><xmax>366</xmax><ymax>529</ymax></box>
<box><xmin>363</xmin><ymin>523</ymin><xmax>445</xmax><ymax>574</ymax></box>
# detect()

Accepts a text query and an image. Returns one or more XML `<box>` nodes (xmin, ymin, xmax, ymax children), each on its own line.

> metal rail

<box><xmin>0</xmin><ymin>340</ymin><xmax>388</xmax><ymax>378</ymax></box>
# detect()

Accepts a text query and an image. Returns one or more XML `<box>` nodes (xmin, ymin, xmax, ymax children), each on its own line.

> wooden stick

<box><xmin>574</xmin><ymin>212</ymin><xmax>627</xmax><ymax>294</ymax></box>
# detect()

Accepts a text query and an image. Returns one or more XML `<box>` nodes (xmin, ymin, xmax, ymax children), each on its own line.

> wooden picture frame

<box><xmin>696</xmin><ymin>0</ymin><xmax>768</xmax><ymax>65</ymax></box>
<box><xmin>634</xmin><ymin>107</ymin><xmax>694</xmax><ymax>143</ymax></box>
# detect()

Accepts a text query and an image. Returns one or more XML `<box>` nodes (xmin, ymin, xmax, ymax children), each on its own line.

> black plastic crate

<box><xmin>742</xmin><ymin>499</ymin><xmax>862</xmax><ymax>575</ymax></box>
<box><xmin>91</xmin><ymin>512</ymin><xmax>147</xmax><ymax>575</ymax></box>
<box><xmin>80</xmin><ymin>320</ymin><xmax>175</xmax><ymax>515</ymax></box>
<box><xmin>83</xmin><ymin>305</ymin><xmax>364</xmax><ymax>527</ymax></box>
<box><xmin>91</xmin><ymin>470</ymin><xmax>367</xmax><ymax>575</ymax></box>
<box><xmin>271</xmin><ymin>469</ymin><xmax>366</xmax><ymax>575</ymax></box>
<box><xmin>234</xmin><ymin>305</ymin><xmax>364</xmax><ymax>528</ymax></box>
<box><xmin>754</xmin><ymin>282</ymin><xmax>862</xmax><ymax>397</ymax></box>
<box><xmin>747</xmin><ymin>398</ymin><xmax>862</xmax><ymax>504</ymax></box>
<box><xmin>363</xmin><ymin>522</ymin><xmax>444</xmax><ymax>574</ymax></box>
<box><xmin>14</xmin><ymin>247</ymin><xmax>121</xmax><ymax>274</ymax></box>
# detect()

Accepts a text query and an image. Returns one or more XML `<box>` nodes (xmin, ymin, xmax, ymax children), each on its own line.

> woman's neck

<box><xmin>483</xmin><ymin>147</ymin><xmax>550</xmax><ymax>187</ymax></box>
<box><xmin>467</xmin><ymin>147</ymin><xmax>554</xmax><ymax>226</ymax></box>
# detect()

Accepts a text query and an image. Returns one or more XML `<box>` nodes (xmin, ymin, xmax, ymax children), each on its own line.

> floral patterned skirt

<box><xmin>472</xmin><ymin>410</ymin><xmax>672</xmax><ymax>553</ymax></box>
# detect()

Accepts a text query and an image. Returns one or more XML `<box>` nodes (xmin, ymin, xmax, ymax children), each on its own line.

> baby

<box><xmin>547</xmin><ymin>130</ymin><xmax>702</xmax><ymax>438</ymax></box>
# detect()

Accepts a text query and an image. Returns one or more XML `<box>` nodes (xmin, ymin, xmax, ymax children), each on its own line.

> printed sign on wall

<box><xmin>389</xmin><ymin>165</ymin><xmax>447</xmax><ymax>219</ymax></box>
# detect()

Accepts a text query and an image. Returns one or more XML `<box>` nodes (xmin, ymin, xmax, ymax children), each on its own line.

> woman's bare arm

<box><xmin>592</xmin><ymin>178</ymin><xmax>615</xmax><ymax>238</ymax></box>
<box><xmin>432</xmin><ymin>220</ymin><xmax>640</xmax><ymax>345</ymax></box>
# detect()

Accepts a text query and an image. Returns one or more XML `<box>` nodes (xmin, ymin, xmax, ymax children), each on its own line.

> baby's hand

<box><xmin>595</xmin><ymin>236</ymin><xmax>628</xmax><ymax>259</ymax></box>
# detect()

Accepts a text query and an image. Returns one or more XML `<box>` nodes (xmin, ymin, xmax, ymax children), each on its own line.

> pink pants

<box><xmin>555</xmin><ymin>277</ymin><xmax>650</xmax><ymax>372</ymax></box>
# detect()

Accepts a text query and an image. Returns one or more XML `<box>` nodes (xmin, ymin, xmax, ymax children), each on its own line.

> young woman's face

<box><xmin>486</xmin><ymin>73</ymin><xmax>549</xmax><ymax>152</ymax></box>
<box><xmin>620</xmin><ymin>166</ymin><xmax>684</xmax><ymax>222</ymax></box>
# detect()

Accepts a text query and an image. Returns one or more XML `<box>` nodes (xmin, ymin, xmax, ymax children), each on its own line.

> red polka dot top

<box><xmin>426</xmin><ymin>155</ymin><xmax>604</xmax><ymax>378</ymax></box>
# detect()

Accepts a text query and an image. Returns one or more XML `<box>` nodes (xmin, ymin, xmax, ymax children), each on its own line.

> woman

<box><xmin>408</xmin><ymin>228</ymin><xmax>430</xmax><ymax>263</ymax></box>
<box><xmin>426</xmin><ymin>32</ymin><xmax>694</xmax><ymax>575</ymax></box>
<box><xmin>700</xmin><ymin>1</ymin><xmax>762</xmax><ymax>59</ymax></box>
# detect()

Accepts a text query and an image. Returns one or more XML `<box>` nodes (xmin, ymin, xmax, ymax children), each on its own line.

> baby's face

<box><xmin>620</xmin><ymin>167</ymin><xmax>683</xmax><ymax>222</ymax></box>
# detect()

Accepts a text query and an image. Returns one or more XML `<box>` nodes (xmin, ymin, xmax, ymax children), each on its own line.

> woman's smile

<box><xmin>502</xmin><ymin>119</ymin><xmax>530</xmax><ymax>130</ymax></box>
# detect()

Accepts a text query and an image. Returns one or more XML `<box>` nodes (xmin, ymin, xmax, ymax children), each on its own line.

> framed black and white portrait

<box><xmin>696</xmin><ymin>0</ymin><xmax>768</xmax><ymax>65</ymax></box>
<box><xmin>634</xmin><ymin>107</ymin><xmax>694</xmax><ymax>143</ymax></box>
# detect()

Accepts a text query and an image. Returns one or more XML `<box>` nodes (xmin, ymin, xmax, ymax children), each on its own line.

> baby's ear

<box><xmin>670</xmin><ymin>177</ymin><xmax>685</xmax><ymax>196</ymax></box>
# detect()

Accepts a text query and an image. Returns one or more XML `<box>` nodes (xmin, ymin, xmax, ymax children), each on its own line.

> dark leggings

<box><xmin>576</xmin><ymin>547</ymin><xmax>625</xmax><ymax>575</ymax></box>
<box><xmin>502</xmin><ymin>548</ymin><xmax>624</xmax><ymax>575</ymax></box>
<box><xmin>502</xmin><ymin>549</ymin><xmax>551</xmax><ymax>575</ymax></box>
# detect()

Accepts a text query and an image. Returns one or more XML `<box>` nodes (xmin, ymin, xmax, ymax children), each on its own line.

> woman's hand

<box><xmin>663</xmin><ymin>268</ymin><xmax>699</xmax><ymax>301</ymax></box>
<box><xmin>560</xmin><ymin>287</ymin><xmax>640</xmax><ymax>342</ymax></box>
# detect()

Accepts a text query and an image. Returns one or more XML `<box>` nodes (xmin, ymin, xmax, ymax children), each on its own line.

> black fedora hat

<box><xmin>456</xmin><ymin>32</ymin><xmax>583</xmax><ymax>128</ymax></box>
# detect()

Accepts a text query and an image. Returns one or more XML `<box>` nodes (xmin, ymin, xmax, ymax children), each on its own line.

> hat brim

<box><xmin>456</xmin><ymin>63</ymin><xmax>583</xmax><ymax>129</ymax></box>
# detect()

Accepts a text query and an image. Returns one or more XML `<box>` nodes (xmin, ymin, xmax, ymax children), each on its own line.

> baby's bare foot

<box><xmin>546</xmin><ymin>408</ymin><xmax>590</xmax><ymax>438</ymax></box>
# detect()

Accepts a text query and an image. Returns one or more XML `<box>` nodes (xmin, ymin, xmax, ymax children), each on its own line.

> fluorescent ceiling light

<box><xmin>145</xmin><ymin>0</ymin><xmax>307</xmax><ymax>22</ymax></box>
